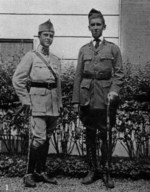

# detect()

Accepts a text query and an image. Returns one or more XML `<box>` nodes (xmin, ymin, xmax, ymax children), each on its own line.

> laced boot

<box><xmin>40</xmin><ymin>172</ymin><xmax>58</xmax><ymax>184</ymax></box>
<box><xmin>81</xmin><ymin>170</ymin><xmax>96</xmax><ymax>184</ymax></box>
<box><xmin>24</xmin><ymin>174</ymin><xmax>36</xmax><ymax>188</ymax></box>
<box><xmin>102</xmin><ymin>169</ymin><xmax>114</xmax><ymax>189</ymax></box>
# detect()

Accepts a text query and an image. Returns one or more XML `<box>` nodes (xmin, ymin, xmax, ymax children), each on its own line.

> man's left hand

<box><xmin>107</xmin><ymin>91</ymin><xmax>118</xmax><ymax>102</ymax></box>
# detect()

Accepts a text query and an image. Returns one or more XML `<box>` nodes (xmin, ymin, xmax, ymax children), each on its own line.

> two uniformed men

<box><xmin>72</xmin><ymin>9</ymin><xmax>124</xmax><ymax>188</ymax></box>
<box><xmin>13</xmin><ymin>8</ymin><xmax>124</xmax><ymax>189</ymax></box>
<box><xmin>13</xmin><ymin>19</ymin><xmax>62</xmax><ymax>187</ymax></box>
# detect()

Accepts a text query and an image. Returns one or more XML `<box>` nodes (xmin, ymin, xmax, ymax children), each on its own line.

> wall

<box><xmin>0</xmin><ymin>0</ymin><xmax>120</xmax><ymax>66</ymax></box>
<box><xmin>121</xmin><ymin>0</ymin><xmax>150</xmax><ymax>65</ymax></box>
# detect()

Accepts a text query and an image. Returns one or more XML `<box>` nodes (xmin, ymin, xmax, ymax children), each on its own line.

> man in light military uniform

<box><xmin>72</xmin><ymin>9</ymin><xmax>124</xmax><ymax>188</ymax></box>
<box><xmin>13</xmin><ymin>19</ymin><xmax>62</xmax><ymax>187</ymax></box>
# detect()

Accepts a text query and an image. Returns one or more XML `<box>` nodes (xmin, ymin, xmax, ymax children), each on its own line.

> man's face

<box><xmin>88</xmin><ymin>17</ymin><xmax>105</xmax><ymax>39</ymax></box>
<box><xmin>39</xmin><ymin>32</ymin><xmax>54</xmax><ymax>48</ymax></box>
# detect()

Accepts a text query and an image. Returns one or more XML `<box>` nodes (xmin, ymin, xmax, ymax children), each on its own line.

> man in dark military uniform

<box><xmin>13</xmin><ymin>19</ymin><xmax>62</xmax><ymax>187</ymax></box>
<box><xmin>72</xmin><ymin>9</ymin><xmax>124</xmax><ymax>188</ymax></box>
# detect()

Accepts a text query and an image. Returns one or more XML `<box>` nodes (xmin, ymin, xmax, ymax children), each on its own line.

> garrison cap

<box><xmin>88</xmin><ymin>8</ymin><xmax>103</xmax><ymax>21</ymax></box>
<box><xmin>38</xmin><ymin>19</ymin><xmax>54</xmax><ymax>33</ymax></box>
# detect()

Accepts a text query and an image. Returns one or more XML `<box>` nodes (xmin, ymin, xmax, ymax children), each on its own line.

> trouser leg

<box><xmin>100</xmin><ymin>131</ymin><xmax>107</xmax><ymax>168</ymax></box>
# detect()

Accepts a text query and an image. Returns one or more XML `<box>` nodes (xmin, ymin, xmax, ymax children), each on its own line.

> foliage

<box><xmin>0</xmin><ymin>52</ymin><xmax>29</xmax><ymax>154</ymax></box>
<box><xmin>116</xmin><ymin>101</ymin><xmax>150</xmax><ymax>159</ymax></box>
<box><xmin>121</xmin><ymin>62</ymin><xmax>150</xmax><ymax>102</ymax></box>
<box><xmin>0</xmin><ymin>52</ymin><xmax>23</xmax><ymax>107</ymax></box>
<box><xmin>0</xmin><ymin>154</ymin><xmax>150</xmax><ymax>180</ymax></box>
<box><xmin>116</xmin><ymin>62</ymin><xmax>150</xmax><ymax>159</ymax></box>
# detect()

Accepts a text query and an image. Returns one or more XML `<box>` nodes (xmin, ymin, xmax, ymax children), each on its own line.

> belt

<box><xmin>30</xmin><ymin>82</ymin><xmax>57</xmax><ymax>90</ymax></box>
<box><xmin>83</xmin><ymin>72</ymin><xmax>111</xmax><ymax>80</ymax></box>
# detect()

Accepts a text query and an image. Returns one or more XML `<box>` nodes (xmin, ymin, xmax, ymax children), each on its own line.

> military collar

<box><xmin>37</xmin><ymin>45</ymin><xmax>50</xmax><ymax>56</ymax></box>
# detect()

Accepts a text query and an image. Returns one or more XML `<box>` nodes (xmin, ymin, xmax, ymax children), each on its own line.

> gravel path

<box><xmin>0</xmin><ymin>177</ymin><xmax>150</xmax><ymax>192</ymax></box>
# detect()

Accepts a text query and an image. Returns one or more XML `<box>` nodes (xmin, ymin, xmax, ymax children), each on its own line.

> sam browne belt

<box><xmin>83</xmin><ymin>71</ymin><xmax>111</xmax><ymax>80</ymax></box>
<box><xmin>30</xmin><ymin>82</ymin><xmax>57</xmax><ymax>90</ymax></box>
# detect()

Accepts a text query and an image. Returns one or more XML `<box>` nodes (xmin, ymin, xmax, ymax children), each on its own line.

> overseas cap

<box><xmin>38</xmin><ymin>19</ymin><xmax>54</xmax><ymax>33</ymax></box>
<box><xmin>88</xmin><ymin>8</ymin><xmax>103</xmax><ymax>20</ymax></box>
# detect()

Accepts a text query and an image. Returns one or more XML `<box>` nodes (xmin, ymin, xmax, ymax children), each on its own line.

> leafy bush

<box><xmin>0</xmin><ymin>154</ymin><xmax>150</xmax><ymax>179</ymax></box>
<box><xmin>116</xmin><ymin>62</ymin><xmax>150</xmax><ymax>159</ymax></box>
<box><xmin>121</xmin><ymin>62</ymin><xmax>150</xmax><ymax>102</ymax></box>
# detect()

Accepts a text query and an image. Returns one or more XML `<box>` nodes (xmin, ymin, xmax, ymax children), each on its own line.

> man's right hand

<box><xmin>73</xmin><ymin>104</ymin><xmax>79</xmax><ymax>114</ymax></box>
<box><xmin>22</xmin><ymin>104</ymin><xmax>31</xmax><ymax>114</ymax></box>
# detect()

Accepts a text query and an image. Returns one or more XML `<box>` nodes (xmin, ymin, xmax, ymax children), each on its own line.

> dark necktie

<box><xmin>41</xmin><ymin>47</ymin><xmax>49</xmax><ymax>56</ymax></box>
<box><xmin>94</xmin><ymin>39</ymin><xmax>100</xmax><ymax>49</ymax></box>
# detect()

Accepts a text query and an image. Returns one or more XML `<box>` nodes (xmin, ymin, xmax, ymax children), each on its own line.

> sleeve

<box><xmin>12</xmin><ymin>52</ymin><xmax>33</xmax><ymax>105</ymax></box>
<box><xmin>72</xmin><ymin>48</ymin><xmax>84</xmax><ymax>104</ymax></box>
<box><xmin>110</xmin><ymin>45</ymin><xmax>124</xmax><ymax>94</ymax></box>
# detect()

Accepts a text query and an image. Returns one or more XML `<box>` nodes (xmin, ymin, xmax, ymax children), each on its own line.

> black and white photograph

<box><xmin>0</xmin><ymin>0</ymin><xmax>150</xmax><ymax>191</ymax></box>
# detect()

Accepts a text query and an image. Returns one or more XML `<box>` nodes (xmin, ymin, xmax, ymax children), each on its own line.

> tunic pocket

<box><xmin>80</xmin><ymin>79</ymin><xmax>91</xmax><ymax>106</ymax></box>
<box><xmin>100</xmin><ymin>54</ymin><xmax>114</xmax><ymax>69</ymax></box>
<box><xmin>30</xmin><ymin>88</ymin><xmax>47</xmax><ymax>112</ymax></box>
<box><xmin>83</xmin><ymin>55</ymin><xmax>92</xmax><ymax>70</ymax></box>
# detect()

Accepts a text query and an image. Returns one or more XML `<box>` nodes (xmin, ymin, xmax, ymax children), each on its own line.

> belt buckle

<box><xmin>47</xmin><ymin>83</ymin><xmax>51</xmax><ymax>89</ymax></box>
<box><xmin>94</xmin><ymin>72</ymin><xmax>99</xmax><ymax>79</ymax></box>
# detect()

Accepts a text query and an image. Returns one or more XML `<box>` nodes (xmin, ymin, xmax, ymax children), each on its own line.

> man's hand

<box><xmin>73</xmin><ymin>104</ymin><xmax>80</xmax><ymax>114</ymax></box>
<box><xmin>22</xmin><ymin>104</ymin><xmax>31</xmax><ymax>115</ymax></box>
<box><xmin>107</xmin><ymin>91</ymin><xmax>118</xmax><ymax>102</ymax></box>
<box><xmin>59</xmin><ymin>107</ymin><xmax>63</xmax><ymax>117</ymax></box>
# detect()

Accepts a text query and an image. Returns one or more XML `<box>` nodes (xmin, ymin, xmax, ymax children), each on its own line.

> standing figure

<box><xmin>13</xmin><ymin>19</ymin><xmax>62</xmax><ymax>187</ymax></box>
<box><xmin>72</xmin><ymin>9</ymin><xmax>124</xmax><ymax>188</ymax></box>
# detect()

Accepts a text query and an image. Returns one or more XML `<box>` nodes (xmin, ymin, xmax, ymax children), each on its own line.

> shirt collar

<box><xmin>92</xmin><ymin>36</ymin><xmax>104</xmax><ymax>45</ymax></box>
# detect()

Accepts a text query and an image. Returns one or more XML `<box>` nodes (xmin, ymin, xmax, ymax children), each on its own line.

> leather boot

<box><xmin>26</xmin><ymin>145</ymin><xmax>37</xmax><ymax>174</ymax></box>
<box><xmin>82</xmin><ymin>129</ymin><xmax>97</xmax><ymax>185</ymax></box>
<box><xmin>81</xmin><ymin>170</ymin><xmax>96</xmax><ymax>184</ymax></box>
<box><xmin>102</xmin><ymin>172</ymin><xmax>115</xmax><ymax>188</ymax></box>
<box><xmin>101</xmin><ymin>137</ymin><xmax>114</xmax><ymax>188</ymax></box>
<box><xmin>24</xmin><ymin>174</ymin><xmax>36</xmax><ymax>188</ymax></box>
<box><xmin>24</xmin><ymin>144</ymin><xmax>37</xmax><ymax>187</ymax></box>
<box><xmin>40</xmin><ymin>172</ymin><xmax>58</xmax><ymax>184</ymax></box>
<box><xmin>35</xmin><ymin>140</ymin><xmax>58</xmax><ymax>185</ymax></box>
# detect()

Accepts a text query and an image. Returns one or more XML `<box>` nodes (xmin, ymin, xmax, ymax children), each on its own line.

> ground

<box><xmin>0</xmin><ymin>177</ymin><xmax>150</xmax><ymax>192</ymax></box>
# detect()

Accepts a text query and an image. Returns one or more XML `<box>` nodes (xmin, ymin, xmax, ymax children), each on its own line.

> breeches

<box><xmin>80</xmin><ymin>107</ymin><xmax>117</xmax><ymax>133</ymax></box>
<box><xmin>31</xmin><ymin>116</ymin><xmax>58</xmax><ymax>148</ymax></box>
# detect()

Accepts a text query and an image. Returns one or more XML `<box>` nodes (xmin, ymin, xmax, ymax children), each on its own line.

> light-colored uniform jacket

<box><xmin>72</xmin><ymin>39</ymin><xmax>124</xmax><ymax>109</ymax></box>
<box><xmin>13</xmin><ymin>45</ymin><xmax>62</xmax><ymax>116</ymax></box>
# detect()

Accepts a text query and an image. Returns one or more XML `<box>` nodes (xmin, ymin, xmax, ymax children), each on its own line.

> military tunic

<box><xmin>13</xmin><ymin>45</ymin><xmax>62</xmax><ymax>116</ymax></box>
<box><xmin>72</xmin><ymin>39</ymin><xmax>124</xmax><ymax>110</ymax></box>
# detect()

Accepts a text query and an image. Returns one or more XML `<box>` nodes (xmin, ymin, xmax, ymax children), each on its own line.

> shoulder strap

<box><xmin>34</xmin><ymin>51</ymin><xmax>57</xmax><ymax>81</ymax></box>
